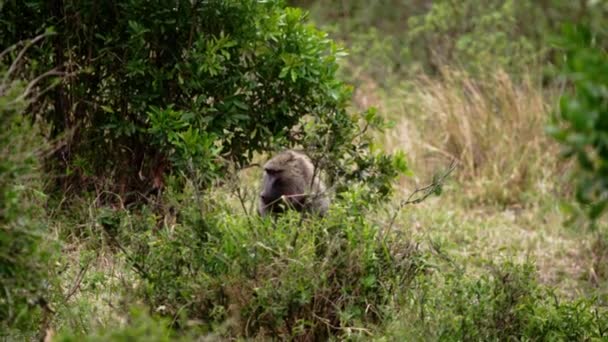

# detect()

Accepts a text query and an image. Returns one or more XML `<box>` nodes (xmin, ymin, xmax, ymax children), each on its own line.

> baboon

<box><xmin>258</xmin><ymin>150</ymin><xmax>329</xmax><ymax>216</ymax></box>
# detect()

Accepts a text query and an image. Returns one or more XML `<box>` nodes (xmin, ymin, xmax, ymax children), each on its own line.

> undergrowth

<box><xmin>382</xmin><ymin>260</ymin><xmax>608</xmax><ymax>341</ymax></box>
<box><xmin>52</xmin><ymin>181</ymin><xmax>424</xmax><ymax>340</ymax></box>
<box><xmin>45</xmin><ymin>173</ymin><xmax>608</xmax><ymax>340</ymax></box>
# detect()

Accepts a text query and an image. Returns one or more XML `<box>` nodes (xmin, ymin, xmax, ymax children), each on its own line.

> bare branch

<box><xmin>3</xmin><ymin>31</ymin><xmax>54</xmax><ymax>83</ymax></box>
<box><xmin>240</xmin><ymin>162</ymin><xmax>261</xmax><ymax>170</ymax></box>
<box><xmin>404</xmin><ymin>159</ymin><xmax>456</xmax><ymax>205</ymax></box>
<box><xmin>63</xmin><ymin>259</ymin><xmax>93</xmax><ymax>302</ymax></box>
<box><xmin>386</xmin><ymin>159</ymin><xmax>457</xmax><ymax>231</ymax></box>
<box><xmin>15</xmin><ymin>69</ymin><xmax>68</xmax><ymax>102</ymax></box>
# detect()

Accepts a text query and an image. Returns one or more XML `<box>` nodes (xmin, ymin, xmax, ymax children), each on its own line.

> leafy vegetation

<box><xmin>298</xmin><ymin>0</ymin><xmax>607</xmax><ymax>82</ymax></box>
<box><xmin>0</xmin><ymin>41</ymin><xmax>57</xmax><ymax>339</ymax></box>
<box><xmin>2</xmin><ymin>0</ymin><xmax>608</xmax><ymax>340</ymax></box>
<box><xmin>56</xmin><ymin>307</ymin><xmax>184</xmax><ymax>342</ymax></box>
<box><xmin>384</xmin><ymin>261</ymin><xmax>608</xmax><ymax>340</ymax></box>
<box><xmin>122</xmin><ymin>183</ymin><xmax>423</xmax><ymax>339</ymax></box>
<box><xmin>1</xmin><ymin>0</ymin><xmax>404</xmax><ymax>201</ymax></box>
<box><xmin>549</xmin><ymin>25</ymin><xmax>608</xmax><ymax>222</ymax></box>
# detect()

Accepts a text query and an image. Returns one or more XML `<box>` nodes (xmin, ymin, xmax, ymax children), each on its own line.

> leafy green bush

<box><xmin>106</xmin><ymin>182</ymin><xmax>425</xmax><ymax>340</ymax></box>
<box><xmin>0</xmin><ymin>44</ymin><xmax>56</xmax><ymax>338</ymax></box>
<box><xmin>383</xmin><ymin>261</ymin><xmax>608</xmax><ymax>340</ymax></box>
<box><xmin>1</xmin><ymin>1</ymin><xmax>405</xmax><ymax>201</ymax></box>
<box><xmin>549</xmin><ymin>25</ymin><xmax>608</xmax><ymax>221</ymax></box>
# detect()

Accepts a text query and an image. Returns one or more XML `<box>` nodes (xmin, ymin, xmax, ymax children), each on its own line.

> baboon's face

<box><xmin>260</xmin><ymin>165</ymin><xmax>304</xmax><ymax>213</ymax></box>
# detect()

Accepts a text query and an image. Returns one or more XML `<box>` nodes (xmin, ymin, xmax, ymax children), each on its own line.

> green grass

<box><xmin>399</xmin><ymin>190</ymin><xmax>592</xmax><ymax>296</ymax></box>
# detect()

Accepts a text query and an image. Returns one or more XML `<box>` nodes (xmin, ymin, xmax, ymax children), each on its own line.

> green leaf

<box><xmin>290</xmin><ymin>69</ymin><xmax>297</xmax><ymax>82</ymax></box>
<box><xmin>100</xmin><ymin>105</ymin><xmax>114</xmax><ymax>113</ymax></box>
<box><xmin>279</xmin><ymin>67</ymin><xmax>289</xmax><ymax>79</ymax></box>
<box><xmin>233</xmin><ymin>100</ymin><xmax>249</xmax><ymax>111</ymax></box>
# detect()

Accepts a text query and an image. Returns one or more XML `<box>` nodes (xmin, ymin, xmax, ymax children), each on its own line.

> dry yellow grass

<box><xmin>382</xmin><ymin>68</ymin><xmax>567</xmax><ymax>205</ymax></box>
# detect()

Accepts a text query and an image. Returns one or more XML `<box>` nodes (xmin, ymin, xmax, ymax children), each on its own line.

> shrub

<box><xmin>549</xmin><ymin>25</ymin><xmax>608</xmax><ymax>222</ymax></box>
<box><xmin>0</xmin><ymin>41</ymin><xmax>56</xmax><ymax>338</ymax></box>
<box><xmin>407</xmin><ymin>0</ymin><xmax>539</xmax><ymax>76</ymax></box>
<box><xmin>112</xmin><ymin>182</ymin><xmax>425</xmax><ymax>340</ymax></box>
<box><xmin>298</xmin><ymin>0</ymin><xmax>608</xmax><ymax>81</ymax></box>
<box><xmin>383</xmin><ymin>261</ymin><xmax>608</xmax><ymax>340</ymax></box>
<box><xmin>0</xmin><ymin>0</ymin><xmax>406</xmax><ymax>202</ymax></box>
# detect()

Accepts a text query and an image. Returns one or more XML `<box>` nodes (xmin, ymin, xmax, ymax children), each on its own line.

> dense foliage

<box><xmin>549</xmin><ymin>25</ymin><xmax>608</xmax><ymax>221</ymax></box>
<box><xmin>1</xmin><ymin>0</ymin><xmax>405</xmax><ymax>201</ymax></box>
<box><xmin>57</xmin><ymin>307</ymin><xmax>184</xmax><ymax>342</ymax></box>
<box><xmin>120</xmin><ymin>183</ymin><xmax>423</xmax><ymax>339</ymax></box>
<box><xmin>54</xmin><ymin>184</ymin><xmax>608</xmax><ymax>340</ymax></box>
<box><xmin>0</xmin><ymin>47</ymin><xmax>55</xmax><ymax>338</ymax></box>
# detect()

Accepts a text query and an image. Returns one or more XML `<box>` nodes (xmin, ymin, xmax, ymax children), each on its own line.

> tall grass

<box><xmin>384</xmin><ymin>69</ymin><xmax>566</xmax><ymax>205</ymax></box>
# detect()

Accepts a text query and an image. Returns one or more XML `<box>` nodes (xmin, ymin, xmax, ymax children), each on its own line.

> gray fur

<box><xmin>258</xmin><ymin>150</ymin><xmax>329</xmax><ymax>216</ymax></box>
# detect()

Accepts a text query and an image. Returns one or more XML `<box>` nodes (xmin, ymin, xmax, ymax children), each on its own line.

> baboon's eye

<box><xmin>265</xmin><ymin>168</ymin><xmax>282</xmax><ymax>176</ymax></box>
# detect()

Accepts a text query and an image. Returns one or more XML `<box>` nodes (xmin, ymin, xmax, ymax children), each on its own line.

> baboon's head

<box><xmin>259</xmin><ymin>150</ymin><xmax>313</xmax><ymax>215</ymax></box>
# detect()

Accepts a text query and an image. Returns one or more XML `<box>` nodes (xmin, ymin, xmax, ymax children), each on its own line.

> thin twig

<box><xmin>91</xmin><ymin>191</ymin><xmax>149</xmax><ymax>279</ymax></box>
<box><xmin>14</xmin><ymin>69</ymin><xmax>73</xmax><ymax>102</ymax></box>
<box><xmin>297</xmin><ymin>134</ymin><xmax>331</xmax><ymax>226</ymax></box>
<box><xmin>230</xmin><ymin>158</ymin><xmax>254</xmax><ymax>218</ymax></box>
<box><xmin>231</xmin><ymin>160</ymin><xmax>257</xmax><ymax>234</ymax></box>
<box><xmin>311</xmin><ymin>313</ymin><xmax>372</xmax><ymax>336</ymax></box>
<box><xmin>4</xmin><ymin>31</ymin><xmax>54</xmax><ymax>82</ymax></box>
<box><xmin>63</xmin><ymin>259</ymin><xmax>93</xmax><ymax>301</ymax></box>
<box><xmin>103</xmin><ymin>230</ymin><xmax>150</xmax><ymax>280</ymax></box>
<box><xmin>386</xmin><ymin>159</ymin><xmax>457</xmax><ymax>231</ymax></box>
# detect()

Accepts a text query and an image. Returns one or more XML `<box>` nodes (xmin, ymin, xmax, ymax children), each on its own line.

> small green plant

<box><xmin>549</xmin><ymin>25</ymin><xmax>608</xmax><ymax>222</ymax></box>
